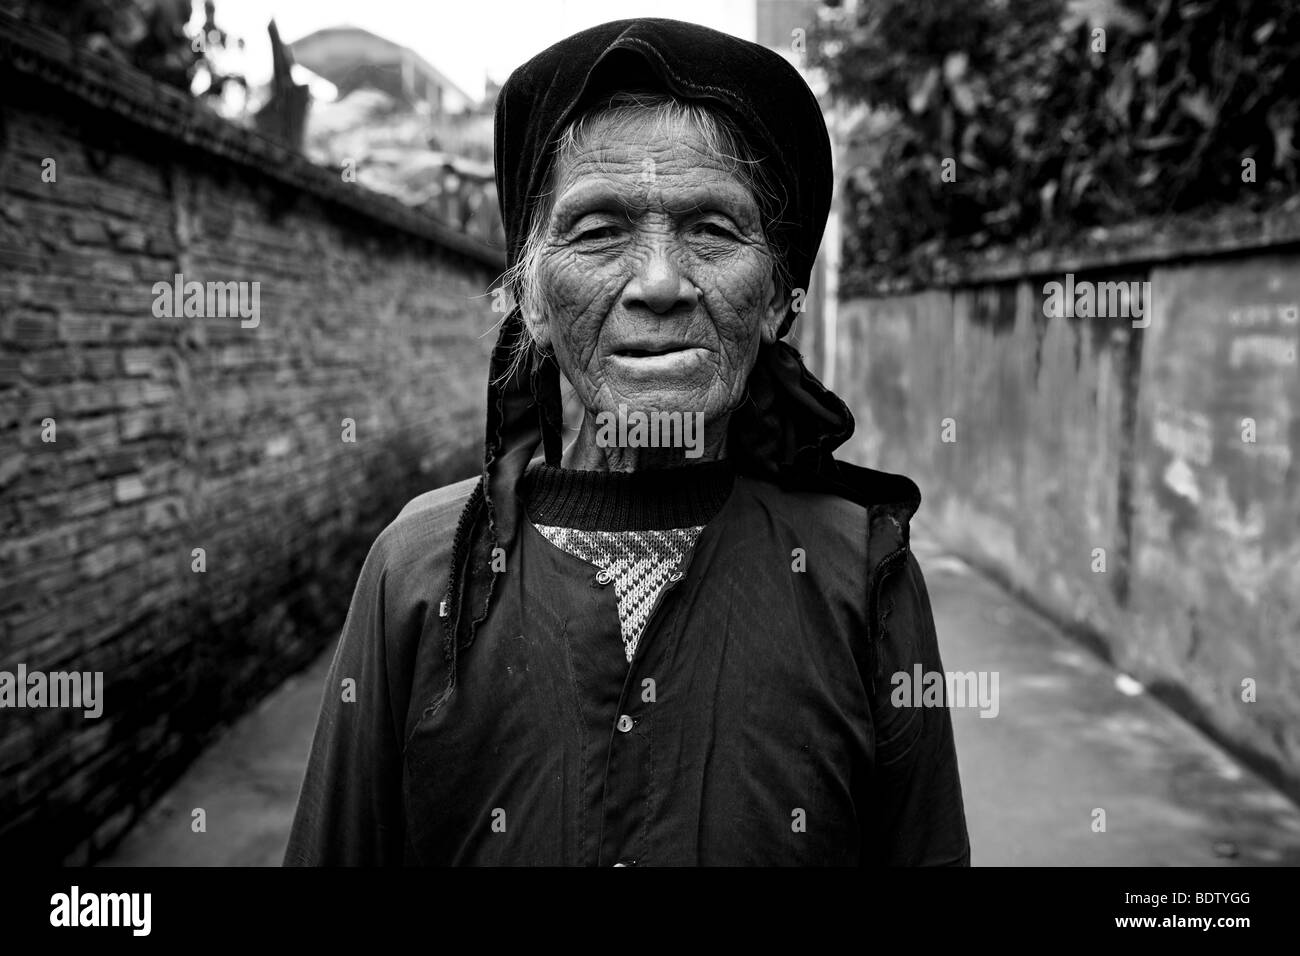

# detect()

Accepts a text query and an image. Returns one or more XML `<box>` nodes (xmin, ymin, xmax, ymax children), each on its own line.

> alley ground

<box><xmin>101</xmin><ymin>539</ymin><xmax>1300</xmax><ymax>867</ymax></box>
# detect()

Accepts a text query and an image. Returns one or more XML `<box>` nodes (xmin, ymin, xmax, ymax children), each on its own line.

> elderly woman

<box><xmin>286</xmin><ymin>18</ymin><xmax>969</xmax><ymax>867</ymax></box>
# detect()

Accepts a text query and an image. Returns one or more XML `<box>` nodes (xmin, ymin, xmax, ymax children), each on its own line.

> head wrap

<box><xmin>440</xmin><ymin>18</ymin><xmax>920</xmax><ymax>666</ymax></box>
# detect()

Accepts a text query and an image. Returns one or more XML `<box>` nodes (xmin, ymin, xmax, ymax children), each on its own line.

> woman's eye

<box><xmin>695</xmin><ymin>222</ymin><xmax>737</xmax><ymax>240</ymax></box>
<box><xmin>575</xmin><ymin>225</ymin><xmax>620</xmax><ymax>241</ymax></box>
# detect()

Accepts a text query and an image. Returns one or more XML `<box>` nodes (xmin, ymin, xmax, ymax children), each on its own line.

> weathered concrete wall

<box><xmin>0</xmin><ymin>16</ymin><xmax>502</xmax><ymax>862</ymax></box>
<box><xmin>831</xmin><ymin>250</ymin><xmax>1300</xmax><ymax>800</ymax></box>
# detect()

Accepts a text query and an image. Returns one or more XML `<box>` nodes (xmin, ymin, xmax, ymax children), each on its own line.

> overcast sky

<box><xmin>205</xmin><ymin>0</ymin><xmax>759</xmax><ymax>99</ymax></box>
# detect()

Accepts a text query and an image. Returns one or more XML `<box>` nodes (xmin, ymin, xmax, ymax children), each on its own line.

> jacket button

<box><xmin>613</xmin><ymin>859</ymin><xmax>637</xmax><ymax>866</ymax></box>
<box><xmin>595</xmin><ymin>569</ymin><xmax>614</xmax><ymax>586</ymax></box>
<box><xmin>668</xmin><ymin>570</ymin><xmax>684</xmax><ymax>583</ymax></box>
<box><xmin>616</xmin><ymin>714</ymin><xmax>634</xmax><ymax>733</ymax></box>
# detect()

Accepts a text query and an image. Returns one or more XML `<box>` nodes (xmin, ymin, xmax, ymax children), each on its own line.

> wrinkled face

<box><xmin>526</xmin><ymin>111</ymin><xmax>785</xmax><ymax>430</ymax></box>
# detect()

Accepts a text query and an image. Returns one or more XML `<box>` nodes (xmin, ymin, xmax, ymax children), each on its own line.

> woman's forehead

<box><xmin>548</xmin><ymin>121</ymin><xmax>759</xmax><ymax>223</ymax></box>
<box><xmin>555</xmin><ymin>109</ymin><xmax>744</xmax><ymax>176</ymax></box>
<box><xmin>550</xmin><ymin>175</ymin><xmax>759</xmax><ymax>222</ymax></box>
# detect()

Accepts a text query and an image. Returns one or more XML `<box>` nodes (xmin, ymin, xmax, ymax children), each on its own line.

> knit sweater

<box><xmin>523</xmin><ymin>460</ymin><xmax>735</xmax><ymax>662</ymax></box>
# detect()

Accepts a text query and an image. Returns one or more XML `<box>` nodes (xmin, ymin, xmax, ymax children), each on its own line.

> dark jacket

<box><xmin>284</xmin><ymin>17</ymin><xmax>970</xmax><ymax>866</ymax></box>
<box><xmin>284</xmin><ymin>469</ymin><xmax>969</xmax><ymax>866</ymax></box>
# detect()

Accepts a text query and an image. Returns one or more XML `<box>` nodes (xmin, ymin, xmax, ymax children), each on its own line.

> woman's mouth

<box><xmin>616</xmin><ymin>347</ymin><xmax>686</xmax><ymax>357</ymax></box>
<box><xmin>608</xmin><ymin>346</ymin><xmax>709</xmax><ymax>374</ymax></box>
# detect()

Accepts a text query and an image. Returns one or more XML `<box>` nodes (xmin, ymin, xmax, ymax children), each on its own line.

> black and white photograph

<box><xmin>0</xmin><ymin>0</ymin><xmax>1297</xmax><ymax>935</ymax></box>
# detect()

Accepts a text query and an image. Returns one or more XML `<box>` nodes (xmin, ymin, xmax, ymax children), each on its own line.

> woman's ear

<box><xmin>760</xmin><ymin>281</ymin><xmax>787</xmax><ymax>345</ymax></box>
<box><xmin>522</xmin><ymin>306</ymin><xmax>551</xmax><ymax>351</ymax></box>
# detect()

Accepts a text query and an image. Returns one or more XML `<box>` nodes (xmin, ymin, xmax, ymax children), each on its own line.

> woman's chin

<box><xmin>593</xmin><ymin>389</ymin><xmax>718</xmax><ymax>421</ymax></box>
<box><xmin>597</xmin><ymin>352</ymin><xmax>718</xmax><ymax>410</ymax></box>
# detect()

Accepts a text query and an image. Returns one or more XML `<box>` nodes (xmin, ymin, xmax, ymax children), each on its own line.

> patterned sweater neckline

<box><xmin>523</xmin><ymin>459</ymin><xmax>732</xmax><ymax>661</ymax></box>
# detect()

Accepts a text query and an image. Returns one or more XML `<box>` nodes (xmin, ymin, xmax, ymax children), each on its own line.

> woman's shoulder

<box><xmin>731</xmin><ymin>474</ymin><xmax>872</xmax><ymax>561</ymax></box>
<box><xmin>743</xmin><ymin>475</ymin><xmax>868</xmax><ymax>520</ymax></box>
<box><xmin>733</xmin><ymin>470</ymin><xmax>919</xmax><ymax>570</ymax></box>
<box><xmin>366</xmin><ymin>475</ymin><xmax>481</xmax><ymax>576</ymax></box>
<box><xmin>395</xmin><ymin>475</ymin><xmax>481</xmax><ymax>525</ymax></box>
<box><xmin>734</xmin><ymin>470</ymin><xmax>917</xmax><ymax>525</ymax></box>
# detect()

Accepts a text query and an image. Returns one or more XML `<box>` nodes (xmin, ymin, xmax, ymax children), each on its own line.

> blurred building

<box><xmin>752</xmin><ymin>0</ymin><xmax>840</xmax><ymax>383</ymax></box>
<box><xmin>291</xmin><ymin>25</ymin><xmax>475</xmax><ymax>116</ymax></box>
<box><xmin>289</xmin><ymin>25</ymin><xmax>502</xmax><ymax>247</ymax></box>
<box><xmin>754</xmin><ymin>0</ymin><xmax>820</xmax><ymax>48</ymax></box>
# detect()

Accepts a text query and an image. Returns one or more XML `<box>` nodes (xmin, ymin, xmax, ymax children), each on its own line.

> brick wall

<box><xmin>0</xmin><ymin>16</ymin><xmax>503</xmax><ymax>863</ymax></box>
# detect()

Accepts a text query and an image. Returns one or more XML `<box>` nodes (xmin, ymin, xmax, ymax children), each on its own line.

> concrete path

<box><xmin>917</xmin><ymin>541</ymin><xmax>1300</xmax><ymax>866</ymax></box>
<box><xmin>101</xmin><ymin>546</ymin><xmax>1300</xmax><ymax>866</ymax></box>
<box><xmin>100</xmin><ymin>652</ymin><xmax>331</xmax><ymax>867</ymax></box>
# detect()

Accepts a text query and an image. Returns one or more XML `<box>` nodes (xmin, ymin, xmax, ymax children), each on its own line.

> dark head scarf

<box><xmin>439</xmin><ymin>18</ymin><xmax>920</xmax><ymax>665</ymax></box>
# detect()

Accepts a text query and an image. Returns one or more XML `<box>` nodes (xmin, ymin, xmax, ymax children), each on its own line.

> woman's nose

<box><xmin>622</xmin><ymin>243</ymin><xmax>699</xmax><ymax>315</ymax></box>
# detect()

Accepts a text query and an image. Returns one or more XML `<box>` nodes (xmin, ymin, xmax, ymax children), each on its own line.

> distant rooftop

<box><xmin>290</xmin><ymin>25</ymin><xmax>475</xmax><ymax>112</ymax></box>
